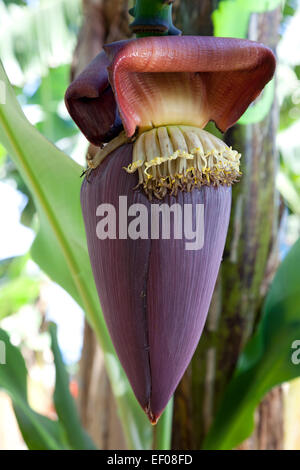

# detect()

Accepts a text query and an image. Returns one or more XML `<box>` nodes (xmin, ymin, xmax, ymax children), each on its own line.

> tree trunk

<box><xmin>238</xmin><ymin>387</ymin><xmax>284</xmax><ymax>450</ymax></box>
<box><xmin>71</xmin><ymin>0</ymin><xmax>131</xmax><ymax>78</ymax></box>
<box><xmin>78</xmin><ymin>322</ymin><xmax>126</xmax><ymax>449</ymax></box>
<box><xmin>172</xmin><ymin>2</ymin><xmax>282</xmax><ymax>450</ymax></box>
<box><xmin>73</xmin><ymin>0</ymin><xmax>131</xmax><ymax>449</ymax></box>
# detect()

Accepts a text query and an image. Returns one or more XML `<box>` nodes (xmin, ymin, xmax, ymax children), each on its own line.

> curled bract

<box><xmin>65</xmin><ymin>51</ymin><xmax>121</xmax><ymax>145</ymax></box>
<box><xmin>65</xmin><ymin>36</ymin><xmax>276</xmax><ymax>143</ymax></box>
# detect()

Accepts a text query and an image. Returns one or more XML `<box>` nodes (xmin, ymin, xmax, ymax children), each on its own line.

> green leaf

<box><xmin>212</xmin><ymin>1</ymin><xmax>280</xmax><ymax>125</ymax></box>
<box><xmin>0</xmin><ymin>276</ymin><xmax>40</xmax><ymax>320</ymax></box>
<box><xmin>28</xmin><ymin>65</ymin><xmax>78</xmax><ymax>142</ymax></box>
<box><xmin>0</xmin><ymin>60</ymin><xmax>93</xmax><ymax>311</ymax></box>
<box><xmin>277</xmin><ymin>171</ymin><xmax>300</xmax><ymax>215</ymax></box>
<box><xmin>49</xmin><ymin>323</ymin><xmax>97</xmax><ymax>450</ymax></box>
<box><xmin>0</xmin><ymin>256</ymin><xmax>40</xmax><ymax>320</ymax></box>
<box><xmin>213</xmin><ymin>0</ymin><xmax>283</xmax><ymax>38</ymax></box>
<box><xmin>0</xmin><ymin>61</ymin><xmax>152</xmax><ymax>449</ymax></box>
<box><xmin>243</xmin><ymin>0</ymin><xmax>284</xmax><ymax>12</ymax></box>
<box><xmin>212</xmin><ymin>2</ymin><xmax>250</xmax><ymax>38</ymax></box>
<box><xmin>0</xmin><ymin>142</ymin><xmax>6</xmax><ymax>164</ymax></box>
<box><xmin>204</xmin><ymin>238</ymin><xmax>300</xmax><ymax>450</ymax></box>
<box><xmin>154</xmin><ymin>398</ymin><xmax>173</xmax><ymax>450</ymax></box>
<box><xmin>3</xmin><ymin>1</ymin><xmax>26</xmax><ymax>5</ymax></box>
<box><xmin>238</xmin><ymin>80</ymin><xmax>275</xmax><ymax>125</ymax></box>
<box><xmin>277</xmin><ymin>121</ymin><xmax>300</xmax><ymax>214</ymax></box>
<box><xmin>0</xmin><ymin>0</ymin><xmax>81</xmax><ymax>86</ymax></box>
<box><xmin>0</xmin><ymin>328</ymin><xmax>67</xmax><ymax>450</ymax></box>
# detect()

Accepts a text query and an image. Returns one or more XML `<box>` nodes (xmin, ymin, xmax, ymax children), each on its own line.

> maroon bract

<box><xmin>65</xmin><ymin>36</ymin><xmax>275</xmax><ymax>143</ymax></box>
<box><xmin>65</xmin><ymin>36</ymin><xmax>275</xmax><ymax>423</ymax></box>
<box><xmin>65</xmin><ymin>52</ymin><xmax>119</xmax><ymax>145</ymax></box>
<box><xmin>81</xmin><ymin>144</ymin><xmax>232</xmax><ymax>422</ymax></box>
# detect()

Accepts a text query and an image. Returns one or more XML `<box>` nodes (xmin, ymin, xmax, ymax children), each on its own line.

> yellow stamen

<box><xmin>123</xmin><ymin>125</ymin><xmax>241</xmax><ymax>199</ymax></box>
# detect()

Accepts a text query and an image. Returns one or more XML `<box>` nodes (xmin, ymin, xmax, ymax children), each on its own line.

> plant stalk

<box><xmin>129</xmin><ymin>0</ymin><xmax>181</xmax><ymax>37</ymax></box>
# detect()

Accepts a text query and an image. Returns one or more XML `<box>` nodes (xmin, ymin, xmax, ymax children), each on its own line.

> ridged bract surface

<box><xmin>106</xmin><ymin>36</ymin><xmax>275</xmax><ymax>137</ymax></box>
<box><xmin>81</xmin><ymin>144</ymin><xmax>232</xmax><ymax>422</ymax></box>
<box><xmin>65</xmin><ymin>36</ymin><xmax>276</xmax><ymax>145</ymax></box>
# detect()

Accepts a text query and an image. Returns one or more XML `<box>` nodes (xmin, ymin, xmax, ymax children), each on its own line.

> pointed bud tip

<box><xmin>81</xmin><ymin>144</ymin><xmax>233</xmax><ymax>428</ymax></box>
<box><xmin>144</xmin><ymin>405</ymin><xmax>160</xmax><ymax>425</ymax></box>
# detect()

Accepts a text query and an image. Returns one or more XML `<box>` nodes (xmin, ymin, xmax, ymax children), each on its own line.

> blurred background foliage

<box><xmin>0</xmin><ymin>0</ymin><xmax>299</xmax><ymax>450</ymax></box>
<box><xmin>0</xmin><ymin>0</ymin><xmax>84</xmax><ymax>324</ymax></box>
<box><xmin>0</xmin><ymin>0</ymin><xmax>88</xmax><ymax>449</ymax></box>
<box><xmin>277</xmin><ymin>1</ymin><xmax>300</xmax><ymax>233</ymax></box>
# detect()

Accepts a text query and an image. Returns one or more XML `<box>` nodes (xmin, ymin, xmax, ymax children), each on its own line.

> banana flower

<box><xmin>65</xmin><ymin>36</ymin><xmax>275</xmax><ymax>423</ymax></box>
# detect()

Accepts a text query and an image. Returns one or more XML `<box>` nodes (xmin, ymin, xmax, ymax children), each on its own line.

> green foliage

<box><xmin>2</xmin><ymin>1</ymin><xmax>26</xmax><ymax>5</ymax></box>
<box><xmin>239</xmin><ymin>81</ymin><xmax>276</xmax><ymax>126</ymax></box>
<box><xmin>0</xmin><ymin>276</ymin><xmax>40</xmax><ymax>320</ymax></box>
<box><xmin>0</xmin><ymin>328</ymin><xmax>67</xmax><ymax>449</ymax></box>
<box><xmin>212</xmin><ymin>1</ymin><xmax>249</xmax><ymax>38</ymax></box>
<box><xmin>130</xmin><ymin>0</ymin><xmax>180</xmax><ymax>37</ymax></box>
<box><xmin>0</xmin><ymin>0</ymin><xmax>81</xmax><ymax>86</ymax></box>
<box><xmin>280</xmin><ymin>94</ymin><xmax>300</xmax><ymax>131</ymax></box>
<box><xmin>275</xmin><ymin>3</ymin><xmax>300</xmax><ymax>214</ymax></box>
<box><xmin>26</xmin><ymin>65</ymin><xmax>78</xmax><ymax>143</ymax></box>
<box><xmin>0</xmin><ymin>60</ymin><xmax>152</xmax><ymax>450</ymax></box>
<box><xmin>277</xmin><ymin>170</ymin><xmax>300</xmax><ymax>214</ymax></box>
<box><xmin>278</xmin><ymin>66</ymin><xmax>300</xmax><ymax>133</ymax></box>
<box><xmin>212</xmin><ymin>0</ymin><xmax>283</xmax><ymax>126</ymax></box>
<box><xmin>0</xmin><ymin>325</ymin><xmax>98</xmax><ymax>449</ymax></box>
<box><xmin>154</xmin><ymin>399</ymin><xmax>174</xmax><ymax>450</ymax></box>
<box><xmin>0</xmin><ymin>256</ymin><xmax>40</xmax><ymax>320</ymax></box>
<box><xmin>0</xmin><ymin>60</ymin><xmax>89</xmax><ymax>309</ymax></box>
<box><xmin>283</xmin><ymin>0</ymin><xmax>298</xmax><ymax>19</ymax></box>
<box><xmin>213</xmin><ymin>0</ymin><xmax>283</xmax><ymax>38</ymax></box>
<box><xmin>204</xmin><ymin>237</ymin><xmax>300</xmax><ymax>450</ymax></box>
<box><xmin>49</xmin><ymin>324</ymin><xmax>97</xmax><ymax>450</ymax></box>
<box><xmin>277</xmin><ymin>122</ymin><xmax>300</xmax><ymax>214</ymax></box>
<box><xmin>0</xmin><ymin>143</ymin><xmax>6</xmax><ymax>164</ymax></box>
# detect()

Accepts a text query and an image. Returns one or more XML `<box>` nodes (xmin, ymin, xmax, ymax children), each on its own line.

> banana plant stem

<box><xmin>129</xmin><ymin>0</ymin><xmax>181</xmax><ymax>37</ymax></box>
